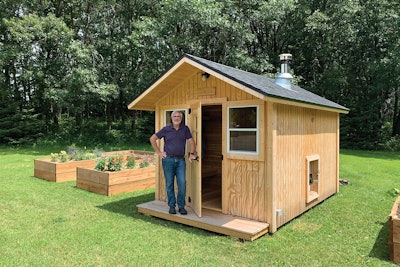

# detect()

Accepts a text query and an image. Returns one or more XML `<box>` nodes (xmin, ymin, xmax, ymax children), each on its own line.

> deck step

<box><xmin>137</xmin><ymin>200</ymin><xmax>269</xmax><ymax>241</ymax></box>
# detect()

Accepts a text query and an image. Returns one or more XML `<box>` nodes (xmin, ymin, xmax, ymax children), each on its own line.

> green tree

<box><xmin>284</xmin><ymin>0</ymin><xmax>400</xmax><ymax>149</ymax></box>
<box><xmin>3</xmin><ymin>14</ymin><xmax>75</xmax><ymax>128</ymax></box>
<box><xmin>0</xmin><ymin>0</ymin><xmax>399</xmax><ymax>150</ymax></box>
<box><xmin>130</xmin><ymin>0</ymin><xmax>266</xmax><ymax>77</ymax></box>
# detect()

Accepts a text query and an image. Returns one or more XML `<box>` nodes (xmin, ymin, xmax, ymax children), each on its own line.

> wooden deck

<box><xmin>137</xmin><ymin>200</ymin><xmax>269</xmax><ymax>241</ymax></box>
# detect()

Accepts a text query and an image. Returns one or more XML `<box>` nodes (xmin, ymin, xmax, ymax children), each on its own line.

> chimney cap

<box><xmin>279</xmin><ymin>53</ymin><xmax>292</xmax><ymax>61</ymax></box>
<box><xmin>275</xmin><ymin>53</ymin><xmax>293</xmax><ymax>89</ymax></box>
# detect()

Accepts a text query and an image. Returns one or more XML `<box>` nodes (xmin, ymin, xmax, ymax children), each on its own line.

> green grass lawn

<box><xmin>1</xmin><ymin>146</ymin><xmax>399</xmax><ymax>266</ymax></box>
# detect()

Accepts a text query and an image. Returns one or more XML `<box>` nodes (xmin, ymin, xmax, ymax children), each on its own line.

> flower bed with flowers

<box><xmin>76</xmin><ymin>152</ymin><xmax>155</xmax><ymax>196</ymax></box>
<box><xmin>34</xmin><ymin>147</ymin><xmax>104</xmax><ymax>182</ymax></box>
<box><xmin>50</xmin><ymin>147</ymin><xmax>103</xmax><ymax>162</ymax></box>
<box><xmin>34</xmin><ymin>148</ymin><xmax>149</xmax><ymax>183</ymax></box>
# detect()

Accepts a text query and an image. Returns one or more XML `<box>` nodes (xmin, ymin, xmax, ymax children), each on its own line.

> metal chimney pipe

<box><xmin>275</xmin><ymin>53</ymin><xmax>293</xmax><ymax>89</ymax></box>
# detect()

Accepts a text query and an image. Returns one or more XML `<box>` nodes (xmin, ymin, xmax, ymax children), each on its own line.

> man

<box><xmin>150</xmin><ymin>110</ymin><xmax>197</xmax><ymax>215</ymax></box>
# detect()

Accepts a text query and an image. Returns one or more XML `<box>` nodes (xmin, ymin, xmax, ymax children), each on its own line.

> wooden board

<box><xmin>76</xmin><ymin>166</ymin><xmax>155</xmax><ymax>196</ymax></box>
<box><xmin>389</xmin><ymin>196</ymin><xmax>400</xmax><ymax>263</ymax></box>
<box><xmin>137</xmin><ymin>200</ymin><xmax>269</xmax><ymax>241</ymax></box>
<box><xmin>34</xmin><ymin>158</ymin><xmax>95</xmax><ymax>182</ymax></box>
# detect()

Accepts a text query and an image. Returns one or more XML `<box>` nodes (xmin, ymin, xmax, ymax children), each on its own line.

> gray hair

<box><xmin>170</xmin><ymin>110</ymin><xmax>183</xmax><ymax>119</ymax></box>
<box><xmin>170</xmin><ymin>110</ymin><xmax>184</xmax><ymax>126</ymax></box>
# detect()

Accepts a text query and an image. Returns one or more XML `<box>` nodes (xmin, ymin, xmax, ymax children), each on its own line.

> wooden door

<box><xmin>188</xmin><ymin>103</ymin><xmax>202</xmax><ymax>217</ymax></box>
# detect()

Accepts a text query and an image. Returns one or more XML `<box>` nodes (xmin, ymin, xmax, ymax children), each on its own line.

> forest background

<box><xmin>1</xmin><ymin>0</ymin><xmax>399</xmax><ymax>150</ymax></box>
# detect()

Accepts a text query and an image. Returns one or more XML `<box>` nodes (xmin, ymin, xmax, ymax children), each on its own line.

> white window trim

<box><xmin>227</xmin><ymin>105</ymin><xmax>259</xmax><ymax>155</ymax></box>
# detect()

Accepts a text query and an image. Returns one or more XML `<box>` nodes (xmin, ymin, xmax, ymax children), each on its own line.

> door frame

<box><xmin>188</xmin><ymin>98</ymin><xmax>227</xmax><ymax>216</ymax></box>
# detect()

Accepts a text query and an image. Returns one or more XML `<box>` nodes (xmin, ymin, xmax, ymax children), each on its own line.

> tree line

<box><xmin>0</xmin><ymin>0</ymin><xmax>399</xmax><ymax>150</ymax></box>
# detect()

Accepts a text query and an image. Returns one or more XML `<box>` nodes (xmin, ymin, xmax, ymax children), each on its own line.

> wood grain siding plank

<box><xmin>273</xmin><ymin>104</ymin><xmax>340</xmax><ymax>228</ymax></box>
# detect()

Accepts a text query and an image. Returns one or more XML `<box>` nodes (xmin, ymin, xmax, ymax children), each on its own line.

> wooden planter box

<box><xmin>34</xmin><ymin>158</ymin><xmax>96</xmax><ymax>182</ymax></box>
<box><xmin>76</xmin><ymin>166</ymin><xmax>155</xmax><ymax>196</ymax></box>
<box><xmin>34</xmin><ymin>150</ymin><xmax>153</xmax><ymax>183</ymax></box>
<box><xmin>389</xmin><ymin>196</ymin><xmax>400</xmax><ymax>264</ymax></box>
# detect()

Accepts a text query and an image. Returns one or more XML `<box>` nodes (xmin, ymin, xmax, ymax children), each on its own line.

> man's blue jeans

<box><xmin>161</xmin><ymin>157</ymin><xmax>186</xmax><ymax>209</ymax></box>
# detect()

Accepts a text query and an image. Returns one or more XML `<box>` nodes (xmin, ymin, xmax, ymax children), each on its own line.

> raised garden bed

<box><xmin>389</xmin><ymin>196</ymin><xmax>400</xmax><ymax>264</ymax></box>
<box><xmin>34</xmin><ymin>150</ymin><xmax>149</xmax><ymax>183</ymax></box>
<box><xmin>76</xmin><ymin>165</ymin><xmax>155</xmax><ymax>196</ymax></box>
<box><xmin>76</xmin><ymin>151</ymin><xmax>156</xmax><ymax>196</ymax></box>
<box><xmin>34</xmin><ymin>158</ymin><xmax>96</xmax><ymax>182</ymax></box>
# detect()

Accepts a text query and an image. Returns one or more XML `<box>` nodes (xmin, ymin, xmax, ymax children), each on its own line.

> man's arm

<box><xmin>150</xmin><ymin>134</ymin><xmax>166</xmax><ymax>158</ymax></box>
<box><xmin>187</xmin><ymin>137</ymin><xmax>197</xmax><ymax>162</ymax></box>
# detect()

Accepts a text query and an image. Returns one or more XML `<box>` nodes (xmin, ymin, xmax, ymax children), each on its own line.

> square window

<box><xmin>228</xmin><ymin>106</ymin><xmax>258</xmax><ymax>153</ymax></box>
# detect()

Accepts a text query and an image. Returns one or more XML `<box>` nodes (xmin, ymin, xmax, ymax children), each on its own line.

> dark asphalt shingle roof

<box><xmin>185</xmin><ymin>54</ymin><xmax>348</xmax><ymax>111</ymax></box>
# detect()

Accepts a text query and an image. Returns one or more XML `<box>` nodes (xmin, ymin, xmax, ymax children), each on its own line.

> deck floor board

<box><xmin>137</xmin><ymin>200</ymin><xmax>269</xmax><ymax>241</ymax></box>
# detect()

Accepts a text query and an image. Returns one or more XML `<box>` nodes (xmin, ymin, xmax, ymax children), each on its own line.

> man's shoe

<box><xmin>169</xmin><ymin>207</ymin><xmax>176</xmax><ymax>214</ymax></box>
<box><xmin>178</xmin><ymin>208</ymin><xmax>187</xmax><ymax>215</ymax></box>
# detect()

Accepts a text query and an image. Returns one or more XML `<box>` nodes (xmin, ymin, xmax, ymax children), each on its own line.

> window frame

<box><xmin>227</xmin><ymin>105</ymin><xmax>259</xmax><ymax>155</ymax></box>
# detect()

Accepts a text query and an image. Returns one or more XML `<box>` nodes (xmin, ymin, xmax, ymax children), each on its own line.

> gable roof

<box><xmin>128</xmin><ymin>53</ymin><xmax>349</xmax><ymax>113</ymax></box>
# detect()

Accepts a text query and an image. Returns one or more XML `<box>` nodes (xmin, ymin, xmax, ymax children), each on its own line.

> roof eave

<box><xmin>265</xmin><ymin>95</ymin><xmax>349</xmax><ymax>114</ymax></box>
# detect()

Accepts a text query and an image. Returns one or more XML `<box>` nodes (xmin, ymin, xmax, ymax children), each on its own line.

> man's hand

<box><xmin>188</xmin><ymin>153</ymin><xmax>198</xmax><ymax>162</ymax></box>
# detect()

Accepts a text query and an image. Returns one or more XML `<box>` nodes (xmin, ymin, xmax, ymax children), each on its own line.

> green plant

<box><xmin>67</xmin><ymin>147</ymin><xmax>102</xmax><ymax>161</ymax></box>
<box><xmin>139</xmin><ymin>161</ymin><xmax>150</xmax><ymax>168</ymax></box>
<box><xmin>50</xmin><ymin>153</ymin><xmax>58</xmax><ymax>162</ymax></box>
<box><xmin>383</xmin><ymin>136</ymin><xmax>400</xmax><ymax>151</ymax></box>
<box><xmin>50</xmin><ymin>150</ymin><xmax>69</xmax><ymax>162</ymax></box>
<box><xmin>49</xmin><ymin>147</ymin><xmax>102</xmax><ymax>162</ymax></box>
<box><xmin>126</xmin><ymin>157</ymin><xmax>136</xmax><ymax>169</ymax></box>
<box><xmin>107</xmin><ymin>155</ymin><xmax>125</xmax><ymax>171</ymax></box>
<box><xmin>95</xmin><ymin>155</ymin><xmax>133</xmax><ymax>172</ymax></box>
<box><xmin>94</xmin><ymin>157</ymin><xmax>107</xmax><ymax>171</ymax></box>
<box><xmin>94</xmin><ymin>153</ymin><xmax>153</xmax><ymax>172</ymax></box>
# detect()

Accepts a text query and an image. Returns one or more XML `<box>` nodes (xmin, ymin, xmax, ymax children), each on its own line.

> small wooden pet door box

<box><xmin>306</xmin><ymin>155</ymin><xmax>320</xmax><ymax>203</ymax></box>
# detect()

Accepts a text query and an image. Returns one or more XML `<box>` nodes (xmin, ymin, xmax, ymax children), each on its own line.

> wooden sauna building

<box><xmin>128</xmin><ymin>53</ymin><xmax>349</xmax><ymax>240</ymax></box>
